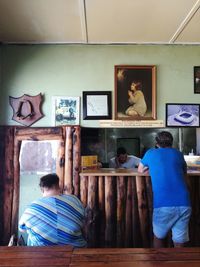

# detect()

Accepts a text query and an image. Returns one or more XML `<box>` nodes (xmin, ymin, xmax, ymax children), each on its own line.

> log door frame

<box><xmin>11</xmin><ymin>127</ymin><xmax>65</xmax><ymax>235</ymax></box>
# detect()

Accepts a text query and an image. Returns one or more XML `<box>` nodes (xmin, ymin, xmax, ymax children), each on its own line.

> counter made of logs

<box><xmin>79</xmin><ymin>168</ymin><xmax>200</xmax><ymax>248</ymax></box>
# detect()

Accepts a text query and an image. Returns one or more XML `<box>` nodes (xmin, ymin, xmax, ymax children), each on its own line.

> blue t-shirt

<box><xmin>141</xmin><ymin>147</ymin><xmax>191</xmax><ymax>208</ymax></box>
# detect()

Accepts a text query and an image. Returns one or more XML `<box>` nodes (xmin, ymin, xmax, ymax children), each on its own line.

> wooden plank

<box><xmin>0</xmin><ymin>246</ymin><xmax>73</xmax><ymax>267</ymax></box>
<box><xmin>70</xmin><ymin>247</ymin><xmax>200</xmax><ymax>267</ymax></box>
<box><xmin>14</xmin><ymin>127</ymin><xmax>63</xmax><ymax>137</ymax></box>
<box><xmin>70</xmin><ymin>262</ymin><xmax>200</xmax><ymax>267</ymax></box>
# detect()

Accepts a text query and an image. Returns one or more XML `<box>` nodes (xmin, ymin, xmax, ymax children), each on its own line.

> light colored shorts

<box><xmin>153</xmin><ymin>206</ymin><xmax>192</xmax><ymax>244</ymax></box>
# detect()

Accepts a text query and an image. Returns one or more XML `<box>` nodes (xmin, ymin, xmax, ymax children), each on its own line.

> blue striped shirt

<box><xmin>19</xmin><ymin>194</ymin><xmax>87</xmax><ymax>247</ymax></box>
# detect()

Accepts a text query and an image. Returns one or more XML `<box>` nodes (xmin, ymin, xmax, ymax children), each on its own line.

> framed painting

<box><xmin>83</xmin><ymin>91</ymin><xmax>112</xmax><ymax>120</ymax></box>
<box><xmin>52</xmin><ymin>96</ymin><xmax>80</xmax><ymax>126</ymax></box>
<box><xmin>194</xmin><ymin>66</ymin><xmax>200</xmax><ymax>93</ymax></box>
<box><xmin>166</xmin><ymin>103</ymin><xmax>200</xmax><ymax>127</ymax></box>
<box><xmin>114</xmin><ymin>65</ymin><xmax>156</xmax><ymax>120</ymax></box>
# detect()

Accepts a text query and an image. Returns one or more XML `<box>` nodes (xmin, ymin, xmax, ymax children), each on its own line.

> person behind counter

<box><xmin>109</xmin><ymin>146</ymin><xmax>141</xmax><ymax>168</ymax></box>
<box><xmin>138</xmin><ymin>131</ymin><xmax>191</xmax><ymax>248</ymax></box>
<box><xmin>19</xmin><ymin>173</ymin><xmax>87</xmax><ymax>247</ymax></box>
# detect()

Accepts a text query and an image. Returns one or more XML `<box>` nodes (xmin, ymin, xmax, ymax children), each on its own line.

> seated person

<box><xmin>19</xmin><ymin>173</ymin><xmax>87</xmax><ymax>247</ymax></box>
<box><xmin>109</xmin><ymin>147</ymin><xmax>141</xmax><ymax>169</ymax></box>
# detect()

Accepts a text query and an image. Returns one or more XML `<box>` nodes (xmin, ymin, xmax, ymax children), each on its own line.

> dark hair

<box><xmin>39</xmin><ymin>173</ymin><xmax>59</xmax><ymax>188</ymax></box>
<box><xmin>155</xmin><ymin>131</ymin><xmax>173</xmax><ymax>148</ymax></box>
<box><xmin>131</xmin><ymin>81</ymin><xmax>142</xmax><ymax>90</ymax></box>
<box><xmin>117</xmin><ymin>147</ymin><xmax>127</xmax><ymax>156</ymax></box>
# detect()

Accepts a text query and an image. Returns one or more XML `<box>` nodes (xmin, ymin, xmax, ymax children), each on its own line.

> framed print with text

<box><xmin>52</xmin><ymin>96</ymin><xmax>80</xmax><ymax>126</ymax></box>
<box><xmin>83</xmin><ymin>91</ymin><xmax>112</xmax><ymax>120</ymax></box>
<box><xmin>115</xmin><ymin>65</ymin><xmax>156</xmax><ymax>120</ymax></box>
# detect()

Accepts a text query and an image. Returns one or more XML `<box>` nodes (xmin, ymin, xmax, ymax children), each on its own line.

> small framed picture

<box><xmin>52</xmin><ymin>96</ymin><xmax>80</xmax><ymax>126</ymax></box>
<box><xmin>114</xmin><ymin>65</ymin><xmax>156</xmax><ymax>120</ymax></box>
<box><xmin>194</xmin><ymin>66</ymin><xmax>200</xmax><ymax>93</ymax></box>
<box><xmin>83</xmin><ymin>91</ymin><xmax>112</xmax><ymax>120</ymax></box>
<box><xmin>166</xmin><ymin>103</ymin><xmax>200</xmax><ymax>127</ymax></box>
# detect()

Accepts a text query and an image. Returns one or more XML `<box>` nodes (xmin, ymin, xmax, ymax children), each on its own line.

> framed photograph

<box><xmin>114</xmin><ymin>65</ymin><xmax>156</xmax><ymax>120</ymax></box>
<box><xmin>83</xmin><ymin>91</ymin><xmax>112</xmax><ymax>120</ymax></box>
<box><xmin>52</xmin><ymin>96</ymin><xmax>80</xmax><ymax>126</ymax></box>
<box><xmin>194</xmin><ymin>66</ymin><xmax>200</xmax><ymax>93</ymax></box>
<box><xmin>166</xmin><ymin>103</ymin><xmax>200</xmax><ymax>127</ymax></box>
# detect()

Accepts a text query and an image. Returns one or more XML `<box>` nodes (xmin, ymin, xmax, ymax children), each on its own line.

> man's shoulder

<box><xmin>128</xmin><ymin>155</ymin><xmax>140</xmax><ymax>159</ymax></box>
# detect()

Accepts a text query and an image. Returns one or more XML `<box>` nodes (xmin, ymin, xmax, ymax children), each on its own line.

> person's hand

<box><xmin>143</xmin><ymin>167</ymin><xmax>149</xmax><ymax>175</ymax></box>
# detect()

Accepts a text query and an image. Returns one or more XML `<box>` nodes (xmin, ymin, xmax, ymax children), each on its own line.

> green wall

<box><xmin>1</xmin><ymin>44</ymin><xmax>200</xmax><ymax>127</ymax></box>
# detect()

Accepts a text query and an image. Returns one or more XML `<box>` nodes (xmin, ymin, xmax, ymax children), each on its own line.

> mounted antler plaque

<box><xmin>9</xmin><ymin>93</ymin><xmax>44</xmax><ymax>126</ymax></box>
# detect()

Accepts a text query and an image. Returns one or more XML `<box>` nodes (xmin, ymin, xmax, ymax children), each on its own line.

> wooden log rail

<box><xmin>0</xmin><ymin>246</ymin><xmax>200</xmax><ymax>267</ymax></box>
<box><xmin>80</xmin><ymin>168</ymin><xmax>200</xmax><ymax>248</ymax></box>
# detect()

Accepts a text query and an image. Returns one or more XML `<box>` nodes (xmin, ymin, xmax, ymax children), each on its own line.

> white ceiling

<box><xmin>0</xmin><ymin>0</ymin><xmax>200</xmax><ymax>44</ymax></box>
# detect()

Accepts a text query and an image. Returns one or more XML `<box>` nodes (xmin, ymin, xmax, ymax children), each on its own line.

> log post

<box><xmin>73</xmin><ymin>126</ymin><xmax>81</xmax><ymax>197</ymax></box>
<box><xmin>132</xmin><ymin>176</ymin><xmax>141</xmax><ymax>247</ymax></box>
<box><xmin>125</xmin><ymin>176</ymin><xmax>132</xmax><ymax>247</ymax></box>
<box><xmin>105</xmin><ymin>176</ymin><xmax>116</xmax><ymax>247</ymax></box>
<box><xmin>2</xmin><ymin>127</ymin><xmax>15</xmax><ymax>244</ymax></box>
<box><xmin>136</xmin><ymin>175</ymin><xmax>150</xmax><ymax>247</ymax></box>
<box><xmin>80</xmin><ymin>176</ymin><xmax>88</xmax><ymax>207</ymax></box>
<box><xmin>98</xmin><ymin>176</ymin><xmax>105</xmax><ymax>247</ymax></box>
<box><xmin>64</xmin><ymin>127</ymin><xmax>73</xmax><ymax>194</ymax></box>
<box><xmin>117</xmin><ymin>176</ymin><xmax>126</xmax><ymax>247</ymax></box>
<box><xmin>145</xmin><ymin>176</ymin><xmax>153</xmax><ymax>246</ymax></box>
<box><xmin>86</xmin><ymin>175</ymin><xmax>98</xmax><ymax>247</ymax></box>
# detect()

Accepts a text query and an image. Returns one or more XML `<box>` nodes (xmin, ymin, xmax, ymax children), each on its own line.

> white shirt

<box><xmin>109</xmin><ymin>155</ymin><xmax>141</xmax><ymax>169</ymax></box>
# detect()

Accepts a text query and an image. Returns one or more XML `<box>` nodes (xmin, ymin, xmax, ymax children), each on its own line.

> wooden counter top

<box><xmin>80</xmin><ymin>168</ymin><xmax>141</xmax><ymax>176</ymax></box>
<box><xmin>80</xmin><ymin>168</ymin><xmax>200</xmax><ymax>176</ymax></box>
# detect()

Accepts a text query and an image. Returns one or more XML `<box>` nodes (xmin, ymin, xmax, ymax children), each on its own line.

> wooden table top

<box><xmin>71</xmin><ymin>247</ymin><xmax>200</xmax><ymax>267</ymax></box>
<box><xmin>0</xmin><ymin>246</ymin><xmax>200</xmax><ymax>267</ymax></box>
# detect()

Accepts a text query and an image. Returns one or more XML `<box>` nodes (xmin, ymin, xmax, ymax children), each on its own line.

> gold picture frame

<box><xmin>115</xmin><ymin>65</ymin><xmax>156</xmax><ymax>120</ymax></box>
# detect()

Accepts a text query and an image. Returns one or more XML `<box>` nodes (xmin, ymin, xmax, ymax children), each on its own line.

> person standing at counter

<box><xmin>109</xmin><ymin>146</ymin><xmax>141</xmax><ymax>168</ymax></box>
<box><xmin>19</xmin><ymin>173</ymin><xmax>87</xmax><ymax>247</ymax></box>
<box><xmin>138</xmin><ymin>131</ymin><xmax>191</xmax><ymax>248</ymax></box>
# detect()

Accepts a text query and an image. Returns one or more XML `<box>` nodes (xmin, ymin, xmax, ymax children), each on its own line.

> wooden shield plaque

<box><xmin>9</xmin><ymin>93</ymin><xmax>44</xmax><ymax>126</ymax></box>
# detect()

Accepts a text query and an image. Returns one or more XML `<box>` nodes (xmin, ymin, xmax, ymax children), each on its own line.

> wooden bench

<box><xmin>0</xmin><ymin>246</ymin><xmax>73</xmax><ymax>267</ymax></box>
<box><xmin>70</xmin><ymin>247</ymin><xmax>200</xmax><ymax>267</ymax></box>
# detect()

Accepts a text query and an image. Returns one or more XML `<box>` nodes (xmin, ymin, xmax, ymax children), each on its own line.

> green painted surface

<box><xmin>1</xmin><ymin>44</ymin><xmax>200</xmax><ymax>127</ymax></box>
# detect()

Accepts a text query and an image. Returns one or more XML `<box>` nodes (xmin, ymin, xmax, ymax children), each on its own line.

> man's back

<box><xmin>19</xmin><ymin>194</ymin><xmax>86</xmax><ymax>247</ymax></box>
<box><xmin>141</xmin><ymin>147</ymin><xmax>190</xmax><ymax>208</ymax></box>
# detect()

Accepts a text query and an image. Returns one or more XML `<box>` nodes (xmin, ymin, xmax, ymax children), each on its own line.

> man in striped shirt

<box><xmin>19</xmin><ymin>173</ymin><xmax>87</xmax><ymax>247</ymax></box>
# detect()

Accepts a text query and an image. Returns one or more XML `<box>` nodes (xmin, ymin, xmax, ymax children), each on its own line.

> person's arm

<box><xmin>19</xmin><ymin>215</ymin><xmax>28</xmax><ymax>233</ymax></box>
<box><xmin>18</xmin><ymin>205</ymin><xmax>32</xmax><ymax>233</ymax></box>
<box><xmin>109</xmin><ymin>157</ymin><xmax>118</xmax><ymax>168</ymax></box>
<box><xmin>133</xmin><ymin>156</ymin><xmax>141</xmax><ymax>168</ymax></box>
<box><xmin>138</xmin><ymin>162</ymin><xmax>149</xmax><ymax>174</ymax></box>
